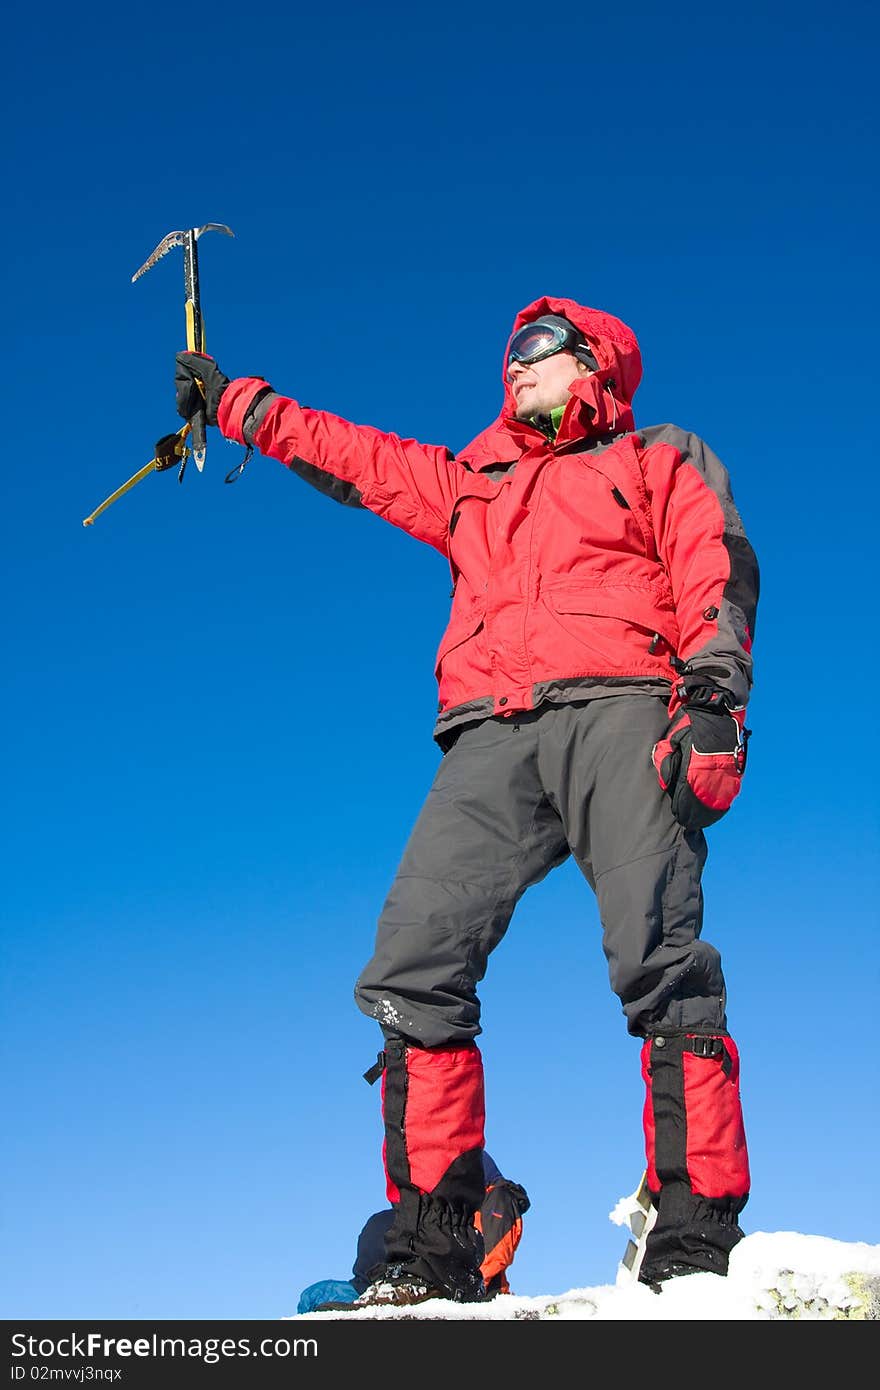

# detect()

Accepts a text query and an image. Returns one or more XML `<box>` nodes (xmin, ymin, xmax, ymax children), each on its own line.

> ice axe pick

<box><xmin>131</xmin><ymin>222</ymin><xmax>234</xmax><ymax>471</ymax></box>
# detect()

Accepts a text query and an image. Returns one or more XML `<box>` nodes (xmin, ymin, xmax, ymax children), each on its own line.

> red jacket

<box><xmin>218</xmin><ymin>296</ymin><xmax>758</xmax><ymax>740</ymax></box>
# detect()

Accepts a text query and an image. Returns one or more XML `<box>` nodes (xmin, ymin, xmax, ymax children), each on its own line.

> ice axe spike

<box><xmin>131</xmin><ymin>223</ymin><xmax>234</xmax><ymax>471</ymax></box>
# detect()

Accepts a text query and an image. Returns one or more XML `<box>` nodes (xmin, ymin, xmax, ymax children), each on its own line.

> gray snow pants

<box><xmin>355</xmin><ymin>697</ymin><xmax>728</xmax><ymax>1044</ymax></box>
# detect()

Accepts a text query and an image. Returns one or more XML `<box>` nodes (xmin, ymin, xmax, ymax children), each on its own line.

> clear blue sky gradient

<box><xmin>2</xmin><ymin>0</ymin><xmax>878</xmax><ymax>1319</ymax></box>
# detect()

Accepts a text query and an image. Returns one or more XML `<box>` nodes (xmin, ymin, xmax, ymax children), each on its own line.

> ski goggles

<box><xmin>506</xmin><ymin>320</ymin><xmax>583</xmax><ymax>378</ymax></box>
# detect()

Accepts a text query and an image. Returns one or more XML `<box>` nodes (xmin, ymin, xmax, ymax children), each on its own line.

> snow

<box><xmin>289</xmin><ymin>1231</ymin><xmax>880</xmax><ymax>1321</ymax></box>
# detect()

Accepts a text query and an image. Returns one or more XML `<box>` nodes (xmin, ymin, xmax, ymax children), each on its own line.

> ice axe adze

<box><xmin>82</xmin><ymin>223</ymin><xmax>234</xmax><ymax>528</ymax></box>
<box><xmin>132</xmin><ymin>222</ymin><xmax>234</xmax><ymax>471</ymax></box>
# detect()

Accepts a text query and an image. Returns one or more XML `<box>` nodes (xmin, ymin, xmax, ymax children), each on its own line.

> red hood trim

<box><xmin>458</xmin><ymin>295</ymin><xmax>643</xmax><ymax>471</ymax></box>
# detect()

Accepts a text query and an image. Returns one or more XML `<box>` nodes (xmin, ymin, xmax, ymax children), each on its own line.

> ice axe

<box><xmin>131</xmin><ymin>222</ymin><xmax>234</xmax><ymax>471</ymax></box>
<box><xmin>82</xmin><ymin>222</ymin><xmax>234</xmax><ymax>528</ymax></box>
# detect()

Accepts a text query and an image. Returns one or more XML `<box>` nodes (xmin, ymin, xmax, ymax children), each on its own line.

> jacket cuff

<box><xmin>668</xmin><ymin>670</ymin><xmax>748</xmax><ymax>718</ymax></box>
<box><xmin>217</xmin><ymin>376</ymin><xmax>271</xmax><ymax>445</ymax></box>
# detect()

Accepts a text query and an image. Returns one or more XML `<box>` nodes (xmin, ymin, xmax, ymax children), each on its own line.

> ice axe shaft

<box><xmin>183</xmin><ymin>229</ymin><xmax>207</xmax><ymax>468</ymax></box>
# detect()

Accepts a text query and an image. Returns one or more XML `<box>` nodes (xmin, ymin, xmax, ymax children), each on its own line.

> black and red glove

<box><xmin>652</xmin><ymin>678</ymin><xmax>750</xmax><ymax>832</ymax></box>
<box><xmin>175</xmin><ymin>351</ymin><xmax>231</xmax><ymax>426</ymax></box>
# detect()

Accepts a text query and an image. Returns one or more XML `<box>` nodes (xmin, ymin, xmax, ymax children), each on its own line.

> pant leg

<box><xmin>355</xmin><ymin>714</ymin><xmax>569</xmax><ymax>1046</ymax></box>
<box><xmin>538</xmin><ymin>696</ymin><xmax>726</xmax><ymax>1036</ymax></box>
<box><xmin>354</xmin><ymin>715</ymin><xmax>568</xmax><ymax>1296</ymax></box>
<box><xmin>538</xmin><ymin>698</ymin><xmax>749</xmax><ymax>1277</ymax></box>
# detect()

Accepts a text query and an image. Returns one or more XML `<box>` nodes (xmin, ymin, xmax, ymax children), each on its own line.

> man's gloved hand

<box><xmin>175</xmin><ymin>351</ymin><xmax>231</xmax><ymax>426</ymax></box>
<box><xmin>652</xmin><ymin>678</ymin><xmax>750</xmax><ymax>832</ymax></box>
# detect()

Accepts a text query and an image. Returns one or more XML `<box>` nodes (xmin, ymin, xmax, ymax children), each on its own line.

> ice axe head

<box><xmin>130</xmin><ymin>223</ymin><xmax>235</xmax><ymax>283</ymax></box>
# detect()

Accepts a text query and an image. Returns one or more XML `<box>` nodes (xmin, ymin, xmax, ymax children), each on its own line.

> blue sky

<box><xmin>2</xmin><ymin>0</ymin><xmax>877</xmax><ymax>1320</ymax></box>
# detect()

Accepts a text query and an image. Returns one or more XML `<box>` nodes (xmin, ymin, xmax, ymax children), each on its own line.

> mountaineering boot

<box><xmin>359</xmin><ymin>1036</ymin><xmax>487</xmax><ymax>1304</ymax></box>
<box><xmin>638</xmin><ymin>1031</ymin><xmax>750</xmax><ymax>1286</ymax></box>
<box><xmin>350</xmin><ymin>1275</ymin><xmax>445</xmax><ymax>1309</ymax></box>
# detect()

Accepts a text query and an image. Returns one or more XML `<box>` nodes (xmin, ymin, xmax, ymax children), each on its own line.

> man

<box><xmin>175</xmin><ymin>295</ymin><xmax>759</xmax><ymax>1305</ymax></box>
<box><xmin>296</xmin><ymin>1152</ymin><xmax>529</xmax><ymax>1313</ymax></box>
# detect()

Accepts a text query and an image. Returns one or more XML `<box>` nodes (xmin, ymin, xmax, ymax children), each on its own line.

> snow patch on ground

<box><xmin>290</xmin><ymin>1232</ymin><xmax>880</xmax><ymax>1321</ymax></box>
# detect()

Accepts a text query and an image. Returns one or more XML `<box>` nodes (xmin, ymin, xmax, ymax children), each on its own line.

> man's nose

<box><xmin>507</xmin><ymin>359</ymin><xmax>526</xmax><ymax>382</ymax></box>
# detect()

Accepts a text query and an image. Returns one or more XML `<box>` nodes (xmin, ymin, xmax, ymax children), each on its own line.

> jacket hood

<box><xmin>458</xmin><ymin>295</ymin><xmax>643</xmax><ymax>471</ymax></box>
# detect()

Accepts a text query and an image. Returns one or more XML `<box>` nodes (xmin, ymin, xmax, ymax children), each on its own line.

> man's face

<box><xmin>508</xmin><ymin>350</ymin><xmax>587</xmax><ymax>420</ymax></box>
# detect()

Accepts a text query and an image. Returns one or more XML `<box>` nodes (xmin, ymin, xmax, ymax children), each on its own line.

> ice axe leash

<box><xmin>81</xmin><ymin>425</ymin><xmax>192</xmax><ymax>528</ymax></box>
<box><xmin>82</xmin><ymin>222</ymin><xmax>237</xmax><ymax>528</ymax></box>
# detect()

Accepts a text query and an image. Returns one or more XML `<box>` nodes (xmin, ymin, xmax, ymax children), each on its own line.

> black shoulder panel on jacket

<box><xmin>639</xmin><ymin>423</ymin><xmax>759</xmax><ymax>642</ymax></box>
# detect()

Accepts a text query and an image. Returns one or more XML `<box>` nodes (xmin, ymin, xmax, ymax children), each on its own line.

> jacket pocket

<box><xmin>544</xmin><ymin>581</ymin><xmax>679</xmax><ymax>655</ymax></box>
<box><xmin>434</xmin><ymin>599</ymin><xmax>486</xmax><ymax>681</ymax></box>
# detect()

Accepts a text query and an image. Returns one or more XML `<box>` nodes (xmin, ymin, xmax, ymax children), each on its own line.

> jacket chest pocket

<box><xmin>447</xmin><ymin>480</ymin><xmax>506</xmax><ymax>589</ymax></box>
<box><xmin>559</xmin><ymin>443</ymin><xmax>656</xmax><ymax>559</ymax></box>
